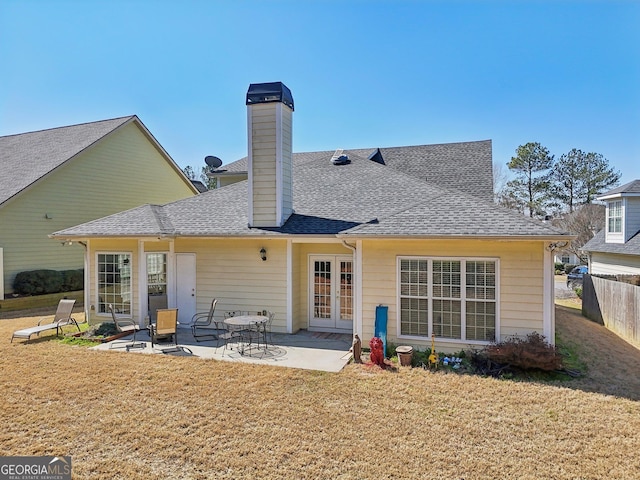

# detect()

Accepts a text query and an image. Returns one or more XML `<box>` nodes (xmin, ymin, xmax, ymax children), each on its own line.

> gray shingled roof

<box><xmin>53</xmin><ymin>150</ymin><xmax>565</xmax><ymax>239</ymax></box>
<box><xmin>582</xmin><ymin>229</ymin><xmax>640</xmax><ymax>256</ymax></box>
<box><xmin>217</xmin><ymin>140</ymin><xmax>494</xmax><ymax>202</ymax></box>
<box><xmin>0</xmin><ymin>116</ymin><xmax>134</xmax><ymax>206</ymax></box>
<box><xmin>599</xmin><ymin>179</ymin><xmax>640</xmax><ymax>197</ymax></box>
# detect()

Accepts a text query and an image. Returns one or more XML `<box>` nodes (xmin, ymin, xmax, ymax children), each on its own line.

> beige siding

<box><xmin>591</xmin><ymin>252</ymin><xmax>640</xmax><ymax>275</ymax></box>
<box><xmin>87</xmin><ymin>238</ymin><xmax>140</xmax><ymax>324</ymax></box>
<box><xmin>250</xmin><ymin>104</ymin><xmax>278</xmax><ymax>226</ymax></box>
<box><xmin>360</xmin><ymin>239</ymin><xmax>546</xmax><ymax>353</ymax></box>
<box><xmin>293</xmin><ymin>243</ymin><xmax>352</xmax><ymax>329</ymax></box>
<box><xmin>217</xmin><ymin>174</ymin><xmax>248</xmax><ymax>188</ymax></box>
<box><xmin>291</xmin><ymin>243</ymin><xmax>303</xmax><ymax>331</ymax></box>
<box><xmin>281</xmin><ymin>106</ymin><xmax>293</xmax><ymax>220</ymax></box>
<box><xmin>0</xmin><ymin>122</ymin><xmax>196</xmax><ymax>294</ymax></box>
<box><xmin>178</xmin><ymin>238</ymin><xmax>289</xmax><ymax>333</ymax></box>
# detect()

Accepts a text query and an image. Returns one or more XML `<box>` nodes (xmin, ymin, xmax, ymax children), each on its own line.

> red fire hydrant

<box><xmin>369</xmin><ymin>337</ymin><xmax>385</xmax><ymax>366</ymax></box>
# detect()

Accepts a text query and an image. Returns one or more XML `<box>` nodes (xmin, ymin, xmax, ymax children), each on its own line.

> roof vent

<box><xmin>331</xmin><ymin>149</ymin><xmax>350</xmax><ymax>165</ymax></box>
<box><xmin>246</xmin><ymin>82</ymin><xmax>294</xmax><ymax>111</ymax></box>
<box><xmin>368</xmin><ymin>148</ymin><xmax>385</xmax><ymax>165</ymax></box>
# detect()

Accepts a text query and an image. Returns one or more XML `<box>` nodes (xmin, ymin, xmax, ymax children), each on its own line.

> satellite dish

<box><xmin>205</xmin><ymin>155</ymin><xmax>222</xmax><ymax>169</ymax></box>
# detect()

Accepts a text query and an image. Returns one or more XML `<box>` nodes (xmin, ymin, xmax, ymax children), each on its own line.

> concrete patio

<box><xmin>92</xmin><ymin>326</ymin><xmax>354</xmax><ymax>372</ymax></box>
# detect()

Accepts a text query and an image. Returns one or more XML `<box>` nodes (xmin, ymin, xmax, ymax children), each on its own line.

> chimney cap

<box><xmin>246</xmin><ymin>82</ymin><xmax>294</xmax><ymax>111</ymax></box>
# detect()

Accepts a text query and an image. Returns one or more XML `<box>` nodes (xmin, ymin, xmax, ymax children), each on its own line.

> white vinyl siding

<box><xmin>590</xmin><ymin>252</ymin><xmax>640</xmax><ymax>276</ymax></box>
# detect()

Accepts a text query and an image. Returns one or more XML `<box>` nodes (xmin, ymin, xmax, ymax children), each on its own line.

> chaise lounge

<box><xmin>11</xmin><ymin>299</ymin><xmax>80</xmax><ymax>343</ymax></box>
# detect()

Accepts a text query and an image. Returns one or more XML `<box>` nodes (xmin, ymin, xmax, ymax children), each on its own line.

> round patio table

<box><xmin>223</xmin><ymin>315</ymin><xmax>268</xmax><ymax>354</ymax></box>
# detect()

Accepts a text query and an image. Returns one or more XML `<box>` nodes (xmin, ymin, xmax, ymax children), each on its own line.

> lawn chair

<box><xmin>108</xmin><ymin>304</ymin><xmax>145</xmax><ymax>351</ymax></box>
<box><xmin>11</xmin><ymin>299</ymin><xmax>80</xmax><ymax>343</ymax></box>
<box><xmin>150</xmin><ymin>308</ymin><xmax>179</xmax><ymax>349</ymax></box>
<box><xmin>190</xmin><ymin>298</ymin><xmax>221</xmax><ymax>342</ymax></box>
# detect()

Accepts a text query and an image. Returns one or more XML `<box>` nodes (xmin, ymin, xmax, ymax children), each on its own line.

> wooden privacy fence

<box><xmin>582</xmin><ymin>275</ymin><xmax>640</xmax><ymax>347</ymax></box>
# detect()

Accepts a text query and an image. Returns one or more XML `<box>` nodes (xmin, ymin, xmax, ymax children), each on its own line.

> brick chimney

<box><xmin>246</xmin><ymin>82</ymin><xmax>294</xmax><ymax>228</ymax></box>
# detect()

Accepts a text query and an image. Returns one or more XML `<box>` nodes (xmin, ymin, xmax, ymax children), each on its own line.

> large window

<box><xmin>97</xmin><ymin>253</ymin><xmax>132</xmax><ymax>314</ymax></box>
<box><xmin>399</xmin><ymin>257</ymin><xmax>497</xmax><ymax>343</ymax></box>
<box><xmin>607</xmin><ymin>200</ymin><xmax>622</xmax><ymax>233</ymax></box>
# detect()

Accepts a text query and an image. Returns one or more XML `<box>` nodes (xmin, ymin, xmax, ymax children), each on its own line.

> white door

<box><xmin>309</xmin><ymin>255</ymin><xmax>353</xmax><ymax>332</ymax></box>
<box><xmin>176</xmin><ymin>253</ymin><xmax>197</xmax><ymax>324</ymax></box>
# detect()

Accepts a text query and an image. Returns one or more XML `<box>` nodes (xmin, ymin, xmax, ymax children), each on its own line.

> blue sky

<box><xmin>2</xmin><ymin>0</ymin><xmax>639</xmax><ymax>185</ymax></box>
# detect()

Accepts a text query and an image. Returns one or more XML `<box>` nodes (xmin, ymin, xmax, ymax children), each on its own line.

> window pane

<box><xmin>400</xmin><ymin>298</ymin><xmax>428</xmax><ymax>336</ymax></box>
<box><xmin>433</xmin><ymin>299</ymin><xmax>461</xmax><ymax>339</ymax></box>
<box><xmin>433</xmin><ymin>260</ymin><xmax>461</xmax><ymax>299</ymax></box>
<box><xmin>466</xmin><ymin>301</ymin><xmax>496</xmax><ymax>341</ymax></box>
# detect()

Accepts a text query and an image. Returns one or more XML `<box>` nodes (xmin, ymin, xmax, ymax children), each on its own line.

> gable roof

<box><xmin>598</xmin><ymin>179</ymin><xmax>640</xmax><ymax>199</ymax></box>
<box><xmin>215</xmin><ymin>140</ymin><xmax>494</xmax><ymax>202</ymax></box>
<box><xmin>583</xmin><ymin>229</ymin><xmax>640</xmax><ymax>256</ymax></box>
<box><xmin>0</xmin><ymin>116</ymin><xmax>197</xmax><ymax>207</ymax></box>
<box><xmin>52</xmin><ymin>149</ymin><xmax>565</xmax><ymax>240</ymax></box>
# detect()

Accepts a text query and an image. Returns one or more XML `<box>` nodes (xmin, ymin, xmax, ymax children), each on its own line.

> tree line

<box><xmin>495</xmin><ymin>142</ymin><xmax>621</xmax><ymax>219</ymax></box>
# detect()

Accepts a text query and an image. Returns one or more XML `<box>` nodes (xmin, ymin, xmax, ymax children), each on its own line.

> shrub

<box><xmin>554</xmin><ymin>262</ymin><xmax>564</xmax><ymax>273</ymax></box>
<box><xmin>13</xmin><ymin>269</ymin><xmax>83</xmax><ymax>295</ymax></box>
<box><xmin>61</xmin><ymin>269</ymin><xmax>84</xmax><ymax>291</ymax></box>
<box><xmin>484</xmin><ymin>332</ymin><xmax>563</xmax><ymax>371</ymax></box>
<box><xmin>574</xmin><ymin>287</ymin><xmax>582</xmax><ymax>298</ymax></box>
<box><xmin>13</xmin><ymin>269</ymin><xmax>63</xmax><ymax>295</ymax></box>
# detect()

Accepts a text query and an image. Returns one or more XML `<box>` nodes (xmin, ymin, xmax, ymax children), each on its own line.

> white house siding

<box><xmin>359</xmin><ymin>239</ymin><xmax>547</xmax><ymax>353</ymax></box>
<box><xmin>0</xmin><ymin>121</ymin><xmax>196</xmax><ymax>295</ymax></box>
<box><xmin>591</xmin><ymin>252</ymin><xmax>640</xmax><ymax>276</ymax></box>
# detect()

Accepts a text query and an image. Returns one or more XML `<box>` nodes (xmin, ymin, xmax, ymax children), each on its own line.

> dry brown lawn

<box><xmin>1</xmin><ymin>304</ymin><xmax>640</xmax><ymax>479</ymax></box>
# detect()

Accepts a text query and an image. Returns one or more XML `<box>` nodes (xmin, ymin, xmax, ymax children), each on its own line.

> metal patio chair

<box><xmin>108</xmin><ymin>304</ymin><xmax>145</xmax><ymax>351</ymax></box>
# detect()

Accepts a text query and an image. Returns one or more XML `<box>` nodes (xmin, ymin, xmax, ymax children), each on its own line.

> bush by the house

<box><xmin>483</xmin><ymin>332</ymin><xmax>563</xmax><ymax>372</ymax></box>
<box><xmin>13</xmin><ymin>269</ymin><xmax>83</xmax><ymax>295</ymax></box>
<box><xmin>61</xmin><ymin>269</ymin><xmax>83</xmax><ymax>291</ymax></box>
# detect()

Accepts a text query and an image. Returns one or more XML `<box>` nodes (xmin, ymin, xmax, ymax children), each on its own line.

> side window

<box><xmin>97</xmin><ymin>253</ymin><xmax>132</xmax><ymax>314</ymax></box>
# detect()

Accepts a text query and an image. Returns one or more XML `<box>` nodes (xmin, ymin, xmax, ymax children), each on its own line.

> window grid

<box><xmin>97</xmin><ymin>253</ymin><xmax>132</xmax><ymax>315</ymax></box>
<box><xmin>607</xmin><ymin>200</ymin><xmax>622</xmax><ymax>233</ymax></box>
<box><xmin>399</xmin><ymin>258</ymin><xmax>497</xmax><ymax>342</ymax></box>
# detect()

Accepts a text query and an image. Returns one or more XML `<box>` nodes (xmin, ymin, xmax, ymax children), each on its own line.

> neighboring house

<box><xmin>0</xmin><ymin>116</ymin><xmax>199</xmax><ymax>297</ymax></box>
<box><xmin>52</xmin><ymin>82</ymin><xmax>570</xmax><ymax>353</ymax></box>
<box><xmin>554</xmin><ymin>250</ymin><xmax>581</xmax><ymax>266</ymax></box>
<box><xmin>583</xmin><ymin>180</ymin><xmax>640</xmax><ymax>275</ymax></box>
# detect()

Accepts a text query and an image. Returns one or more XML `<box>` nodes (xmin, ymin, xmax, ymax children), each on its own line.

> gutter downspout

<box><xmin>341</xmin><ymin>240</ymin><xmax>359</xmax><ymax>338</ymax></box>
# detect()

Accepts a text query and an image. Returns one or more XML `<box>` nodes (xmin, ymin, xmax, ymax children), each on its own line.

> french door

<box><xmin>309</xmin><ymin>255</ymin><xmax>353</xmax><ymax>332</ymax></box>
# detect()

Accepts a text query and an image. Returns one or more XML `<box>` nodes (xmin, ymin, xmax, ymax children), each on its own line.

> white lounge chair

<box><xmin>11</xmin><ymin>299</ymin><xmax>80</xmax><ymax>343</ymax></box>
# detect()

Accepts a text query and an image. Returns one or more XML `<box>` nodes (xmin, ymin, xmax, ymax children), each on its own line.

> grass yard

<box><xmin>1</xmin><ymin>305</ymin><xmax>640</xmax><ymax>479</ymax></box>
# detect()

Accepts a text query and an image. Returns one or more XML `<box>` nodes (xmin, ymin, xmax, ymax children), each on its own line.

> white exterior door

<box><xmin>176</xmin><ymin>253</ymin><xmax>197</xmax><ymax>324</ymax></box>
<box><xmin>309</xmin><ymin>255</ymin><xmax>353</xmax><ymax>332</ymax></box>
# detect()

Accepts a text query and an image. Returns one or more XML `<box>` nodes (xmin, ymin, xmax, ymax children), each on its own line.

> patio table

<box><xmin>223</xmin><ymin>315</ymin><xmax>268</xmax><ymax>354</ymax></box>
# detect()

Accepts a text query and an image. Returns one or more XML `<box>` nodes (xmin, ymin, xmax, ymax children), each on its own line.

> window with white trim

<box><xmin>399</xmin><ymin>257</ymin><xmax>497</xmax><ymax>342</ymax></box>
<box><xmin>607</xmin><ymin>200</ymin><xmax>622</xmax><ymax>233</ymax></box>
<box><xmin>97</xmin><ymin>253</ymin><xmax>132</xmax><ymax>314</ymax></box>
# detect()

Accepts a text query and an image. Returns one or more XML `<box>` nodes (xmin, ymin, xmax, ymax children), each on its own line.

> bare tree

<box><xmin>551</xmin><ymin>203</ymin><xmax>605</xmax><ymax>262</ymax></box>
